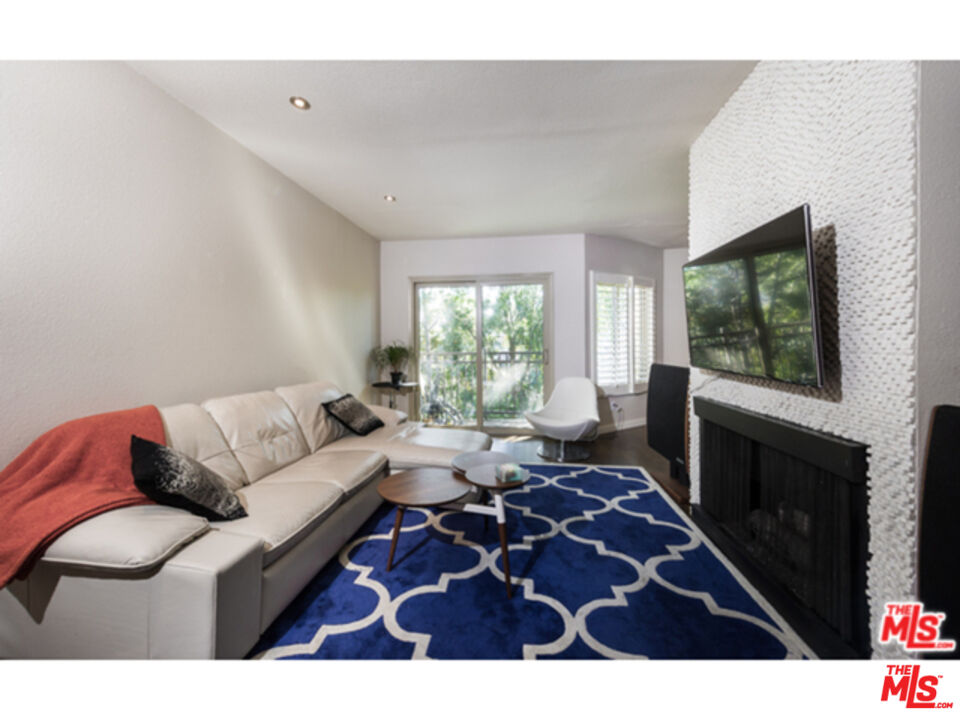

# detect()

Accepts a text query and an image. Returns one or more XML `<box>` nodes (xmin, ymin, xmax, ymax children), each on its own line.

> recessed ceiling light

<box><xmin>384</xmin><ymin>195</ymin><xmax>397</xmax><ymax>203</ymax></box>
<box><xmin>289</xmin><ymin>96</ymin><xmax>310</xmax><ymax>110</ymax></box>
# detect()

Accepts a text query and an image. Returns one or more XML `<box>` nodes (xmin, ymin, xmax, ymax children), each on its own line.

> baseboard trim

<box><xmin>598</xmin><ymin>418</ymin><xmax>646</xmax><ymax>435</ymax></box>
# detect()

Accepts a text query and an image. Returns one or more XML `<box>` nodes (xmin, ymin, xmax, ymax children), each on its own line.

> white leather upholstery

<box><xmin>274</xmin><ymin>381</ymin><xmax>349</xmax><ymax>452</ymax></box>
<box><xmin>257</xmin><ymin>450</ymin><xmax>388</xmax><ymax>498</ymax></box>
<box><xmin>157</xmin><ymin>531</ymin><xmax>263</xmax><ymax>658</ymax></box>
<box><xmin>0</xmin><ymin>379</ymin><xmax>494</xmax><ymax>659</ymax></box>
<box><xmin>160</xmin><ymin>403</ymin><xmax>249</xmax><ymax>490</ymax></box>
<box><xmin>524</xmin><ymin>377</ymin><xmax>600</xmax><ymax>442</ymax></box>
<box><xmin>203</xmin><ymin>391</ymin><xmax>310</xmax><ymax>483</ymax></box>
<box><xmin>258</xmin><ymin>478</ymin><xmax>385</xmax><ymax>631</ymax></box>
<box><xmin>213</xmin><ymin>482</ymin><xmax>343</xmax><ymax>567</ymax></box>
<box><xmin>0</xmin><ymin>530</ymin><xmax>263</xmax><ymax>659</ymax></box>
<box><xmin>42</xmin><ymin>506</ymin><xmax>209</xmax><ymax>571</ymax></box>
<box><xmin>366</xmin><ymin>404</ymin><xmax>408</xmax><ymax>426</ymax></box>
<box><xmin>1</xmin><ymin>568</ymin><xmax>157</xmax><ymax>658</ymax></box>
<box><xmin>319</xmin><ymin>422</ymin><xmax>492</xmax><ymax>468</ymax></box>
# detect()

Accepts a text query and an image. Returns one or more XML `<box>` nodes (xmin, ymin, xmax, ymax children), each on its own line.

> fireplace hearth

<box><xmin>692</xmin><ymin>397</ymin><xmax>870</xmax><ymax>658</ymax></box>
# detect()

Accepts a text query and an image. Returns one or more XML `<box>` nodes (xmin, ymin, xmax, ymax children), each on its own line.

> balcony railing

<box><xmin>418</xmin><ymin>350</ymin><xmax>544</xmax><ymax>427</ymax></box>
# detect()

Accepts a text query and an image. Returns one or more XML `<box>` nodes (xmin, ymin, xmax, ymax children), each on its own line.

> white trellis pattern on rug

<box><xmin>255</xmin><ymin>464</ymin><xmax>811</xmax><ymax>660</ymax></box>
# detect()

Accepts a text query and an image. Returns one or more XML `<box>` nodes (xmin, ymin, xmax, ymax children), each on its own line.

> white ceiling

<box><xmin>130</xmin><ymin>61</ymin><xmax>756</xmax><ymax>248</ymax></box>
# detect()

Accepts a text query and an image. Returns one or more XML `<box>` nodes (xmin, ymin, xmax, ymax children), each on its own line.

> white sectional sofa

<box><xmin>0</xmin><ymin>381</ymin><xmax>491</xmax><ymax>659</ymax></box>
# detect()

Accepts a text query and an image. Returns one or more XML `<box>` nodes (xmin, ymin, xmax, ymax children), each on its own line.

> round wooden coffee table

<box><xmin>378</xmin><ymin>468</ymin><xmax>472</xmax><ymax>572</ymax></box>
<box><xmin>378</xmin><ymin>465</ymin><xmax>530</xmax><ymax>598</ymax></box>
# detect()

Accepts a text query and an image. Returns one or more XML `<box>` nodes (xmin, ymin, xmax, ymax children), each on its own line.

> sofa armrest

<box><xmin>0</xmin><ymin>527</ymin><xmax>262</xmax><ymax>659</ymax></box>
<box><xmin>41</xmin><ymin>505</ymin><xmax>209</xmax><ymax>572</ymax></box>
<box><xmin>366</xmin><ymin>404</ymin><xmax>408</xmax><ymax>426</ymax></box>
<box><xmin>155</xmin><ymin>530</ymin><xmax>263</xmax><ymax>658</ymax></box>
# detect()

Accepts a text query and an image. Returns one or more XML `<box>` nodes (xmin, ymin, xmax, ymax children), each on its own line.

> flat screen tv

<box><xmin>682</xmin><ymin>204</ymin><xmax>824</xmax><ymax>387</ymax></box>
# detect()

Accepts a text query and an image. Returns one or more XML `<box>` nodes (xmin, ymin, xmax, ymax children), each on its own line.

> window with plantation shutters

<box><xmin>590</xmin><ymin>272</ymin><xmax>655</xmax><ymax>395</ymax></box>
<box><xmin>594</xmin><ymin>277</ymin><xmax>631</xmax><ymax>393</ymax></box>
<box><xmin>634</xmin><ymin>281</ymin><xmax>655</xmax><ymax>386</ymax></box>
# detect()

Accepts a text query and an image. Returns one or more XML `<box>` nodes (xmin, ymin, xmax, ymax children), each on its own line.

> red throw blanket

<box><xmin>0</xmin><ymin>405</ymin><xmax>164</xmax><ymax>588</ymax></box>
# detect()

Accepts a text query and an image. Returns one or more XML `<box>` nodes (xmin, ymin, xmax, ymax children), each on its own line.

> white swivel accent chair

<box><xmin>524</xmin><ymin>377</ymin><xmax>600</xmax><ymax>462</ymax></box>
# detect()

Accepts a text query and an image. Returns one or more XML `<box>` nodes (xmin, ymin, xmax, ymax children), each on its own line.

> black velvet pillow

<box><xmin>130</xmin><ymin>435</ymin><xmax>247</xmax><ymax>521</ymax></box>
<box><xmin>322</xmin><ymin>394</ymin><xmax>385</xmax><ymax>436</ymax></box>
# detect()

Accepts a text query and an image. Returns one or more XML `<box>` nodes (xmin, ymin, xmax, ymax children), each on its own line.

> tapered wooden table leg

<box><xmin>386</xmin><ymin>506</ymin><xmax>405</xmax><ymax>571</ymax></box>
<box><xmin>491</xmin><ymin>490</ymin><xmax>514</xmax><ymax>598</ymax></box>
<box><xmin>498</xmin><ymin>520</ymin><xmax>512</xmax><ymax>598</ymax></box>
<box><xmin>483</xmin><ymin>490</ymin><xmax>490</xmax><ymax>534</ymax></box>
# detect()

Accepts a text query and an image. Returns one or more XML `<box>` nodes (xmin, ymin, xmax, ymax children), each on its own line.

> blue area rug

<box><xmin>250</xmin><ymin>463</ymin><xmax>812</xmax><ymax>659</ymax></box>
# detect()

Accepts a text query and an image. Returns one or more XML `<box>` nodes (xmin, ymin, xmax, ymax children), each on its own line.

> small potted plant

<box><xmin>372</xmin><ymin>341</ymin><xmax>414</xmax><ymax>386</ymax></box>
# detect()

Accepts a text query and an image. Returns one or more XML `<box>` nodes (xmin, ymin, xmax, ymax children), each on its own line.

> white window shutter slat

<box><xmin>593</xmin><ymin>273</ymin><xmax>656</xmax><ymax>394</ymax></box>
<box><xmin>634</xmin><ymin>283</ymin><xmax>655</xmax><ymax>386</ymax></box>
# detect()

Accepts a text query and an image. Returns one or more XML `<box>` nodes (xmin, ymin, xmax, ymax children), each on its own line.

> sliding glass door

<box><xmin>416</xmin><ymin>284</ymin><xmax>479</xmax><ymax>426</ymax></box>
<box><xmin>480</xmin><ymin>282</ymin><xmax>546</xmax><ymax>427</ymax></box>
<box><xmin>416</xmin><ymin>277</ymin><xmax>550</xmax><ymax>430</ymax></box>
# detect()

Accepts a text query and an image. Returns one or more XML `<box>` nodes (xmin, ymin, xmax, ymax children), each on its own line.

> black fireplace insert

<box><xmin>692</xmin><ymin>397</ymin><xmax>870</xmax><ymax>658</ymax></box>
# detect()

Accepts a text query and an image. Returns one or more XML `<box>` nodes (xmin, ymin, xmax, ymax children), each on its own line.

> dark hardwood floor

<box><xmin>492</xmin><ymin>426</ymin><xmax>691</xmax><ymax>511</ymax></box>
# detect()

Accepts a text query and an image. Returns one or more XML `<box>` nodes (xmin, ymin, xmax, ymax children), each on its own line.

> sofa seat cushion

<box><xmin>319</xmin><ymin>423</ymin><xmax>492</xmax><ymax>469</ymax></box>
<box><xmin>257</xmin><ymin>450</ymin><xmax>388</xmax><ymax>499</ymax></box>
<box><xmin>42</xmin><ymin>505</ymin><xmax>209</xmax><ymax>572</ymax></box>
<box><xmin>211</xmin><ymin>482</ymin><xmax>343</xmax><ymax>567</ymax></box>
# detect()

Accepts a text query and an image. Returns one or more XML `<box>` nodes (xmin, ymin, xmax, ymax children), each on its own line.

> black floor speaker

<box><xmin>919</xmin><ymin>404</ymin><xmax>960</xmax><ymax>659</ymax></box>
<box><xmin>646</xmin><ymin>363</ymin><xmax>690</xmax><ymax>482</ymax></box>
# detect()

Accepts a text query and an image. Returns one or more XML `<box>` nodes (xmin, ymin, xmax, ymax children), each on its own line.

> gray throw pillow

<box><xmin>322</xmin><ymin>394</ymin><xmax>385</xmax><ymax>436</ymax></box>
<box><xmin>130</xmin><ymin>435</ymin><xmax>247</xmax><ymax>521</ymax></box>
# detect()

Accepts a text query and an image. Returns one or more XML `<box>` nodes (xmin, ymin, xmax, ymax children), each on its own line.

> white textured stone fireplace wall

<box><xmin>687</xmin><ymin>61</ymin><xmax>918</xmax><ymax>657</ymax></box>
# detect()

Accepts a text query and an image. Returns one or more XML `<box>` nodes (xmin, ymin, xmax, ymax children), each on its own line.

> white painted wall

<box><xmin>661</xmin><ymin>247</ymin><xmax>690</xmax><ymax>367</ymax></box>
<box><xmin>917</xmin><ymin>61</ymin><xmax>960</xmax><ymax>483</ymax></box>
<box><xmin>688</xmin><ymin>61</ymin><xmax>919</xmax><ymax>656</ymax></box>
<box><xmin>0</xmin><ymin>62</ymin><xmax>380</xmax><ymax>469</ymax></box>
<box><xmin>379</xmin><ymin>234</ymin><xmax>586</xmax><ymax>414</ymax></box>
<box><xmin>584</xmin><ymin>234</ymin><xmax>664</xmax><ymax>430</ymax></box>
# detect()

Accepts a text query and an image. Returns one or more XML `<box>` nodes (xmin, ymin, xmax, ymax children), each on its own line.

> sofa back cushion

<box><xmin>202</xmin><ymin>391</ymin><xmax>310</xmax><ymax>483</ymax></box>
<box><xmin>275</xmin><ymin>381</ymin><xmax>349</xmax><ymax>452</ymax></box>
<box><xmin>159</xmin><ymin>403</ymin><xmax>249</xmax><ymax>490</ymax></box>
